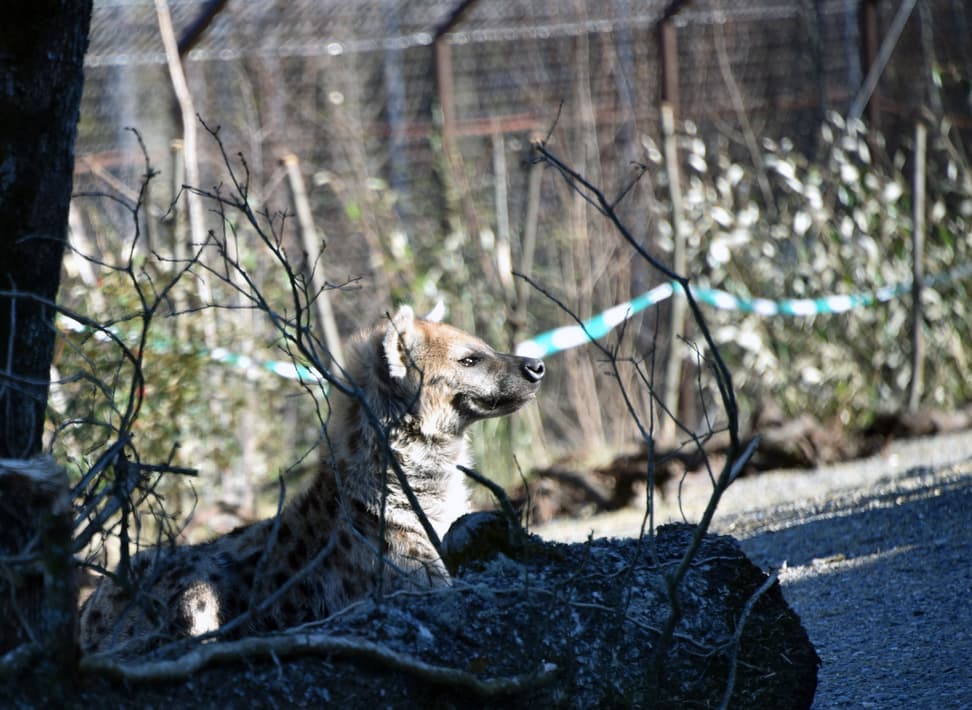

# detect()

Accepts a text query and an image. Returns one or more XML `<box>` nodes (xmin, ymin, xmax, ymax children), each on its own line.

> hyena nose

<box><xmin>522</xmin><ymin>358</ymin><xmax>545</xmax><ymax>383</ymax></box>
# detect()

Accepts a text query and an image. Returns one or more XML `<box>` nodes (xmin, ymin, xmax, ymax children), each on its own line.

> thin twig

<box><xmin>522</xmin><ymin>142</ymin><xmax>749</xmax><ymax>686</ymax></box>
<box><xmin>456</xmin><ymin>464</ymin><xmax>520</xmax><ymax>529</ymax></box>
<box><xmin>531</xmin><ymin>143</ymin><xmax>739</xmax><ymax>449</ymax></box>
<box><xmin>719</xmin><ymin>571</ymin><xmax>780</xmax><ymax>710</ymax></box>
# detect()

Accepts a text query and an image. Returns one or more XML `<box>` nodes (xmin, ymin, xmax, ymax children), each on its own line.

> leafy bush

<box><xmin>643</xmin><ymin>113</ymin><xmax>972</xmax><ymax>428</ymax></box>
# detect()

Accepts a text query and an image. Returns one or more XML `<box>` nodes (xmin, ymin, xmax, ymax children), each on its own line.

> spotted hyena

<box><xmin>79</xmin><ymin>304</ymin><xmax>544</xmax><ymax>652</ymax></box>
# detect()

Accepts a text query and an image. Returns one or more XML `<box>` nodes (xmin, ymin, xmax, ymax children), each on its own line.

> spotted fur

<box><xmin>79</xmin><ymin>305</ymin><xmax>544</xmax><ymax>652</ymax></box>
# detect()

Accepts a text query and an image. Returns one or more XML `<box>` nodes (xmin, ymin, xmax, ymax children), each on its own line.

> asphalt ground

<box><xmin>538</xmin><ymin>430</ymin><xmax>972</xmax><ymax>708</ymax></box>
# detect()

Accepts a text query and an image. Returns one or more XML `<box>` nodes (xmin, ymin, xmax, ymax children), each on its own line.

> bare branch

<box><xmin>719</xmin><ymin>571</ymin><xmax>780</xmax><ymax>710</ymax></box>
<box><xmin>82</xmin><ymin>631</ymin><xmax>559</xmax><ymax>696</ymax></box>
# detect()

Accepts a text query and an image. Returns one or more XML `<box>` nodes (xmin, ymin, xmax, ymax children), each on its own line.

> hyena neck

<box><xmin>310</xmin><ymin>386</ymin><xmax>471</xmax><ymax>540</ymax></box>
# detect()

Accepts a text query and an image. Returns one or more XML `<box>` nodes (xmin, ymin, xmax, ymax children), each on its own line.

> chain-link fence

<box><xmin>65</xmin><ymin>0</ymin><xmax>972</xmax><ymax>502</ymax></box>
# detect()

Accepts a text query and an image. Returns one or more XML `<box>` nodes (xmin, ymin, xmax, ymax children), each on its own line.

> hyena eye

<box><xmin>458</xmin><ymin>355</ymin><xmax>481</xmax><ymax>367</ymax></box>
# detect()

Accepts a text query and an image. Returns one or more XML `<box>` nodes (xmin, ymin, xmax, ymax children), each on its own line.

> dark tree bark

<box><xmin>0</xmin><ymin>459</ymin><xmax>76</xmax><ymax>678</ymax></box>
<box><xmin>0</xmin><ymin>1</ymin><xmax>93</xmax><ymax>457</ymax></box>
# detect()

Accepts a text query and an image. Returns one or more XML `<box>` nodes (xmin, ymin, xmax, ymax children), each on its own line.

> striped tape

<box><xmin>515</xmin><ymin>283</ymin><xmax>674</xmax><ymax>358</ymax></box>
<box><xmin>206</xmin><ymin>347</ymin><xmax>320</xmax><ymax>381</ymax></box>
<box><xmin>58</xmin><ymin>316</ymin><xmax>321</xmax><ymax>382</ymax></box>
<box><xmin>690</xmin><ymin>282</ymin><xmax>909</xmax><ymax>316</ymax></box>
<box><xmin>57</xmin><ymin>261</ymin><xmax>971</xmax><ymax>376</ymax></box>
<box><xmin>516</xmin><ymin>262</ymin><xmax>971</xmax><ymax>359</ymax></box>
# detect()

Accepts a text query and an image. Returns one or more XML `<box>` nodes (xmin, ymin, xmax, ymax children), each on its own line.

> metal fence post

<box><xmin>907</xmin><ymin>119</ymin><xmax>927</xmax><ymax>411</ymax></box>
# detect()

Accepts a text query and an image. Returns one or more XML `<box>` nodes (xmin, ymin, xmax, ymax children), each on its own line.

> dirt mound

<box><xmin>5</xmin><ymin>523</ymin><xmax>817</xmax><ymax>708</ymax></box>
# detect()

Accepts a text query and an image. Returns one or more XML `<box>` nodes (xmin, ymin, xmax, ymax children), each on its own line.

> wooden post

<box><xmin>158</xmin><ymin>0</ymin><xmax>217</xmax><ymax>348</ymax></box>
<box><xmin>514</xmin><ymin>137</ymin><xmax>544</xmax><ymax>338</ymax></box>
<box><xmin>660</xmin><ymin>18</ymin><xmax>680</xmax><ymax>119</ymax></box>
<box><xmin>432</xmin><ymin>0</ymin><xmax>482</xmax><ymax>241</ymax></box>
<box><xmin>491</xmin><ymin>123</ymin><xmax>514</xmax><ymax>299</ymax></box>
<box><xmin>283</xmin><ymin>153</ymin><xmax>345</xmax><ymax>372</ymax></box>
<box><xmin>435</xmin><ymin>37</ymin><xmax>458</xmax><ymax>169</ymax></box>
<box><xmin>170</xmin><ymin>138</ymin><xmax>186</xmax><ymax>258</ymax></box>
<box><xmin>141</xmin><ymin>164</ymin><xmax>157</xmax><ymax>254</ymax></box>
<box><xmin>907</xmin><ymin>120</ymin><xmax>927</xmax><ymax>411</ymax></box>
<box><xmin>67</xmin><ymin>203</ymin><xmax>106</xmax><ymax>314</ymax></box>
<box><xmin>169</xmin><ymin>139</ymin><xmax>189</xmax><ymax>341</ymax></box>
<box><xmin>660</xmin><ymin>103</ymin><xmax>687</xmax><ymax>445</ymax></box>
<box><xmin>433</xmin><ymin>5</ymin><xmax>470</xmax><ymax>174</ymax></box>
<box><xmin>432</xmin><ymin>0</ymin><xmax>477</xmax><ymax>170</ymax></box>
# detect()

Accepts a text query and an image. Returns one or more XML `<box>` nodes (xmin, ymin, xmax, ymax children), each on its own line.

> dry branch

<box><xmin>525</xmin><ymin>140</ymin><xmax>754</xmax><ymax>683</ymax></box>
<box><xmin>719</xmin><ymin>570</ymin><xmax>780</xmax><ymax>710</ymax></box>
<box><xmin>81</xmin><ymin>631</ymin><xmax>559</xmax><ymax>696</ymax></box>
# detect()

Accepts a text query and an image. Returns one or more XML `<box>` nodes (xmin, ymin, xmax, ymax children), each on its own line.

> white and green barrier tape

<box><xmin>514</xmin><ymin>282</ymin><xmax>676</xmax><ymax>359</ymax></box>
<box><xmin>515</xmin><ymin>261</ymin><xmax>972</xmax><ymax>359</ymax></box>
<box><xmin>205</xmin><ymin>347</ymin><xmax>319</xmax><ymax>381</ymax></box>
<box><xmin>57</xmin><ymin>261</ymin><xmax>971</xmax><ymax>379</ymax></box>
<box><xmin>58</xmin><ymin>316</ymin><xmax>320</xmax><ymax>382</ymax></box>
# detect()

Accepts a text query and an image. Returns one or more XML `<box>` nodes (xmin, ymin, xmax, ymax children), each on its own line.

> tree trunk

<box><xmin>0</xmin><ymin>458</ymin><xmax>76</xmax><ymax>678</ymax></box>
<box><xmin>0</xmin><ymin>1</ymin><xmax>93</xmax><ymax>458</ymax></box>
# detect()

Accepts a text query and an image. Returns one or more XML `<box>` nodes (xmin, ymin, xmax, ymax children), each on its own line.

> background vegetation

<box><xmin>56</xmin><ymin>1</ymin><xmax>972</xmax><ymax>530</ymax></box>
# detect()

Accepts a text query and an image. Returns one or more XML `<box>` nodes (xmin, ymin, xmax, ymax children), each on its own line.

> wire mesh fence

<box><xmin>66</xmin><ymin>0</ymin><xmax>972</xmax><ymax>498</ymax></box>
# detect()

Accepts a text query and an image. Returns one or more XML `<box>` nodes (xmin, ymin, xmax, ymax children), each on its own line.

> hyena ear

<box><xmin>423</xmin><ymin>299</ymin><xmax>446</xmax><ymax>323</ymax></box>
<box><xmin>383</xmin><ymin>305</ymin><xmax>417</xmax><ymax>380</ymax></box>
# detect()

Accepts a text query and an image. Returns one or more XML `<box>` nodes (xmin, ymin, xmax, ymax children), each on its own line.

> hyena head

<box><xmin>379</xmin><ymin>304</ymin><xmax>544</xmax><ymax>436</ymax></box>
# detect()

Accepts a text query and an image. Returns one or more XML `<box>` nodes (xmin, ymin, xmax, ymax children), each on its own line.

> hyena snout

<box><xmin>459</xmin><ymin>353</ymin><xmax>544</xmax><ymax>421</ymax></box>
<box><xmin>520</xmin><ymin>357</ymin><xmax>545</xmax><ymax>383</ymax></box>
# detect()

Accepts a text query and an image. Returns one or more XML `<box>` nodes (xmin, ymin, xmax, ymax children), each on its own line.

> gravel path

<box><xmin>538</xmin><ymin>430</ymin><xmax>972</xmax><ymax>708</ymax></box>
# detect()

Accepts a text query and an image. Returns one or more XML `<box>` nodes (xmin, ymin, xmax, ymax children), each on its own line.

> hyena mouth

<box><xmin>461</xmin><ymin>392</ymin><xmax>536</xmax><ymax>418</ymax></box>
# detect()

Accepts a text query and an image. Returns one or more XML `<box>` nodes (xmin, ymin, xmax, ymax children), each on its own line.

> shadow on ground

<box><xmin>730</xmin><ymin>464</ymin><xmax>972</xmax><ymax>708</ymax></box>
